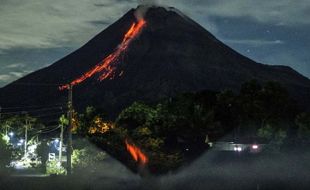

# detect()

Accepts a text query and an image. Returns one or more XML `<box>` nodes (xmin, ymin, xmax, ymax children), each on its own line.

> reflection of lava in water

<box><xmin>60</xmin><ymin>19</ymin><xmax>147</xmax><ymax>90</ymax></box>
<box><xmin>125</xmin><ymin>139</ymin><xmax>148</xmax><ymax>165</ymax></box>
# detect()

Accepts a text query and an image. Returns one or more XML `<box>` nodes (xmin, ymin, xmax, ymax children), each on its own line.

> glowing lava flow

<box><xmin>125</xmin><ymin>139</ymin><xmax>148</xmax><ymax>165</ymax></box>
<box><xmin>60</xmin><ymin>19</ymin><xmax>146</xmax><ymax>90</ymax></box>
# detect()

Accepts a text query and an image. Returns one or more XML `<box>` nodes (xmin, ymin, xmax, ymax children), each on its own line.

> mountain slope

<box><xmin>0</xmin><ymin>6</ymin><xmax>309</xmax><ymax>117</ymax></box>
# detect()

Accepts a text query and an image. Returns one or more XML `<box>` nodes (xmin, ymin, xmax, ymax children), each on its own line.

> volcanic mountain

<box><xmin>0</xmin><ymin>6</ymin><xmax>310</xmax><ymax>116</ymax></box>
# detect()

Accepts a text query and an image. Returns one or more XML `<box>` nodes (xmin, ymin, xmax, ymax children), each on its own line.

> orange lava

<box><xmin>125</xmin><ymin>139</ymin><xmax>148</xmax><ymax>165</ymax></box>
<box><xmin>60</xmin><ymin>19</ymin><xmax>146</xmax><ymax>90</ymax></box>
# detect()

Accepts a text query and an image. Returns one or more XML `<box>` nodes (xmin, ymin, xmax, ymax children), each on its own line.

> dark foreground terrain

<box><xmin>1</xmin><ymin>150</ymin><xmax>309</xmax><ymax>190</ymax></box>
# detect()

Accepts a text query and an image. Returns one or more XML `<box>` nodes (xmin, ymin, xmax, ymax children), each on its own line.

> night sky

<box><xmin>0</xmin><ymin>0</ymin><xmax>309</xmax><ymax>87</ymax></box>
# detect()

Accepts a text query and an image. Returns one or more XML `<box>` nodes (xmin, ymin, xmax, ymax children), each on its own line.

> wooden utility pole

<box><xmin>24</xmin><ymin>119</ymin><xmax>28</xmax><ymax>158</ymax></box>
<box><xmin>59</xmin><ymin>123</ymin><xmax>63</xmax><ymax>164</ymax></box>
<box><xmin>0</xmin><ymin>106</ymin><xmax>3</xmax><ymax>135</ymax></box>
<box><xmin>67</xmin><ymin>84</ymin><xmax>73</xmax><ymax>175</ymax></box>
<box><xmin>0</xmin><ymin>106</ymin><xmax>6</xmax><ymax>139</ymax></box>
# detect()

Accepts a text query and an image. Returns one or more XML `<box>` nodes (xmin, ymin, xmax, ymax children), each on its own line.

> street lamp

<box><xmin>17</xmin><ymin>139</ymin><xmax>24</xmax><ymax>147</ymax></box>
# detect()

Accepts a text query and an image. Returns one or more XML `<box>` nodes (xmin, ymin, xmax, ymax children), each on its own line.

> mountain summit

<box><xmin>0</xmin><ymin>6</ymin><xmax>309</xmax><ymax>116</ymax></box>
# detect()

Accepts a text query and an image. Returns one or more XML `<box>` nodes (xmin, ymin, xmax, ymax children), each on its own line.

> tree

<box><xmin>59</xmin><ymin>114</ymin><xmax>69</xmax><ymax>128</ymax></box>
<box><xmin>36</xmin><ymin>139</ymin><xmax>49</xmax><ymax>173</ymax></box>
<box><xmin>116</xmin><ymin>102</ymin><xmax>158</xmax><ymax>128</ymax></box>
<box><xmin>0</xmin><ymin>115</ymin><xmax>43</xmax><ymax>162</ymax></box>
<box><xmin>296</xmin><ymin>113</ymin><xmax>310</xmax><ymax>141</ymax></box>
<box><xmin>76</xmin><ymin>106</ymin><xmax>109</xmax><ymax>136</ymax></box>
<box><xmin>0</xmin><ymin>137</ymin><xmax>12</xmax><ymax>171</ymax></box>
<box><xmin>72</xmin><ymin>146</ymin><xmax>107</xmax><ymax>173</ymax></box>
<box><xmin>86</xmin><ymin>80</ymin><xmax>303</xmax><ymax>175</ymax></box>
<box><xmin>237</xmin><ymin>80</ymin><xmax>296</xmax><ymax>138</ymax></box>
<box><xmin>46</xmin><ymin>160</ymin><xmax>66</xmax><ymax>175</ymax></box>
<box><xmin>238</xmin><ymin>80</ymin><xmax>264</xmax><ymax>134</ymax></box>
<box><xmin>216</xmin><ymin>90</ymin><xmax>238</xmax><ymax>133</ymax></box>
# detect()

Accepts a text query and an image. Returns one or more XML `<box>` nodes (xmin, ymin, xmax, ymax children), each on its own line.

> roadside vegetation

<box><xmin>0</xmin><ymin>80</ymin><xmax>309</xmax><ymax>175</ymax></box>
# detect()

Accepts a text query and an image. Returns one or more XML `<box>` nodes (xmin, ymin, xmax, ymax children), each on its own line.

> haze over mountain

<box><xmin>0</xmin><ymin>6</ymin><xmax>309</xmax><ymax>116</ymax></box>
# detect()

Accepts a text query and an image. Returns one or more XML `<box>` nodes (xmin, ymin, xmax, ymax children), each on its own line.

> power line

<box><xmin>40</xmin><ymin>118</ymin><xmax>62</xmax><ymax>123</ymax></box>
<box><xmin>30</xmin><ymin>125</ymin><xmax>59</xmax><ymax>133</ymax></box>
<box><xmin>1</xmin><ymin>122</ymin><xmax>62</xmax><ymax>135</ymax></box>
<box><xmin>29</xmin><ymin>125</ymin><xmax>62</xmax><ymax>135</ymax></box>
<box><xmin>0</xmin><ymin>104</ymin><xmax>66</xmax><ymax>111</ymax></box>
<box><xmin>0</xmin><ymin>112</ymin><xmax>66</xmax><ymax>123</ymax></box>
<box><xmin>38</xmin><ymin>125</ymin><xmax>61</xmax><ymax>134</ymax></box>
<box><xmin>0</xmin><ymin>106</ymin><xmax>66</xmax><ymax>115</ymax></box>
<box><xmin>0</xmin><ymin>112</ymin><xmax>65</xmax><ymax>119</ymax></box>
<box><xmin>8</xmin><ymin>82</ymin><xmax>65</xmax><ymax>87</ymax></box>
<box><xmin>32</xmin><ymin>111</ymin><xmax>66</xmax><ymax>118</ymax></box>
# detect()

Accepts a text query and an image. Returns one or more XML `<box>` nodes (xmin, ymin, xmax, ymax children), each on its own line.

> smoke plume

<box><xmin>138</xmin><ymin>0</ymin><xmax>161</xmax><ymax>6</ymax></box>
<box><xmin>135</xmin><ymin>0</ymin><xmax>163</xmax><ymax>20</ymax></box>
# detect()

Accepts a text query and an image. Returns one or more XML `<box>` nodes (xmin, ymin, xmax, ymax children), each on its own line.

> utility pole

<box><xmin>0</xmin><ymin>106</ymin><xmax>3</xmax><ymax>136</ymax></box>
<box><xmin>67</xmin><ymin>84</ymin><xmax>73</xmax><ymax>175</ymax></box>
<box><xmin>0</xmin><ymin>106</ymin><xmax>5</xmax><ymax>140</ymax></box>
<box><xmin>24</xmin><ymin>118</ymin><xmax>28</xmax><ymax>158</ymax></box>
<box><xmin>59</xmin><ymin>123</ymin><xmax>63</xmax><ymax>164</ymax></box>
<box><xmin>0</xmin><ymin>106</ymin><xmax>3</xmax><ymax>135</ymax></box>
<box><xmin>5</xmin><ymin>122</ymin><xmax>8</xmax><ymax>137</ymax></box>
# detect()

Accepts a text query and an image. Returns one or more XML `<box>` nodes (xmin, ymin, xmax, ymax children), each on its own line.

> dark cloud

<box><xmin>0</xmin><ymin>47</ymin><xmax>74</xmax><ymax>86</ymax></box>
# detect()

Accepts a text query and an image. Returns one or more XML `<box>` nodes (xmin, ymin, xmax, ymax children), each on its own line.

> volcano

<box><xmin>0</xmin><ymin>6</ymin><xmax>310</xmax><ymax>116</ymax></box>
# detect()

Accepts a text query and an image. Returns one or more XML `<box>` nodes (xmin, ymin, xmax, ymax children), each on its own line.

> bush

<box><xmin>46</xmin><ymin>161</ymin><xmax>66</xmax><ymax>175</ymax></box>
<box><xmin>72</xmin><ymin>146</ymin><xmax>107</xmax><ymax>173</ymax></box>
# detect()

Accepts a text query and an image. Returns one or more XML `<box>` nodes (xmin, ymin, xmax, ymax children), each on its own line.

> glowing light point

<box><xmin>252</xmin><ymin>144</ymin><xmax>259</xmax><ymax>150</ymax></box>
<box><xmin>234</xmin><ymin>146</ymin><xmax>242</xmax><ymax>152</ymax></box>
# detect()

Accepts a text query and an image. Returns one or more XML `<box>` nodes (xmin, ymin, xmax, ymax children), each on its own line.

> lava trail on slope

<box><xmin>60</xmin><ymin>19</ymin><xmax>146</xmax><ymax>90</ymax></box>
<box><xmin>125</xmin><ymin>139</ymin><xmax>148</xmax><ymax>165</ymax></box>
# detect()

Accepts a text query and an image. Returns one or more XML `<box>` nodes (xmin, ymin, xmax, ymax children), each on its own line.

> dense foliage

<box><xmin>0</xmin><ymin>137</ymin><xmax>12</xmax><ymax>172</ymax></box>
<box><xmin>72</xmin><ymin>80</ymin><xmax>309</xmax><ymax>174</ymax></box>
<box><xmin>0</xmin><ymin>80</ymin><xmax>308</xmax><ymax>175</ymax></box>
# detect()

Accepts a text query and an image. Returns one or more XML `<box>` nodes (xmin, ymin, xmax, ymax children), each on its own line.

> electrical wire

<box><xmin>0</xmin><ymin>112</ymin><xmax>67</xmax><ymax>123</ymax></box>
<box><xmin>38</xmin><ymin>125</ymin><xmax>61</xmax><ymax>134</ymax></box>
<box><xmin>0</xmin><ymin>106</ymin><xmax>66</xmax><ymax>115</ymax></box>
<box><xmin>39</xmin><ymin>118</ymin><xmax>62</xmax><ymax>124</ymax></box>
<box><xmin>31</xmin><ymin>111</ymin><xmax>66</xmax><ymax>118</ymax></box>
<box><xmin>0</xmin><ymin>103</ymin><xmax>66</xmax><ymax>110</ymax></box>
<box><xmin>29</xmin><ymin>125</ymin><xmax>62</xmax><ymax>135</ymax></box>
<box><xmin>8</xmin><ymin>82</ymin><xmax>66</xmax><ymax>87</ymax></box>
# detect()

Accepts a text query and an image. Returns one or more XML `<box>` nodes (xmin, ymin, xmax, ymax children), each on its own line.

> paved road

<box><xmin>1</xmin><ymin>150</ymin><xmax>309</xmax><ymax>190</ymax></box>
